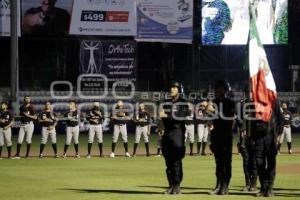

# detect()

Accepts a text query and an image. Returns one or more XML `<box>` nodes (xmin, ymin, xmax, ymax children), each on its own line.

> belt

<box><xmin>116</xmin><ymin>124</ymin><xmax>126</xmax><ymax>126</ymax></box>
<box><xmin>21</xmin><ymin>121</ymin><xmax>32</xmax><ymax>125</ymax></box>
<box><xmin>67</xmin><ymin>125</ymin><xmax>78</xmax><ymax>127</ymax></box>
<box><xmin>137</xmin><ymin>125</ymin><xmax>148</xmax><ymax>127</ymax></box>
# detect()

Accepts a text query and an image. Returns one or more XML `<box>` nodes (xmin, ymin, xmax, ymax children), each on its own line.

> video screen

<box><xmin>201</xmin><ymin>0</ymin><xmax>288</xmax><ymax>45</ymax></box>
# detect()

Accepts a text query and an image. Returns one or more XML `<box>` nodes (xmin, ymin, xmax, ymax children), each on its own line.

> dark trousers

<box><xmin>240</xmin><ymin>138</ymin><xmax>257</xmax><ymax>183</ymax></box>
<box><xmin>162</xmin><ymin>130</ymin><xmax>185</xmax><ymax>186</ymax></box>
<box><xmin>211</xmin><ymin>138</ymin><xmax>232</xmax><ymax>184</ymax></box>
<box><xmin>253</xmin><ymin>131</ymin><xmax>277</xmax><ymax>187</ymax></box>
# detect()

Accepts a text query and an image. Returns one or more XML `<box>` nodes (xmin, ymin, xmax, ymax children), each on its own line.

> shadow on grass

<box><xmin>138</xmin><ymin>185</ymin><xmax>212</xmax><ymax>190</ymax></box>
<box><xmin>60</xmin><ymin>188</ymin><xmax>163</xmax><ymax>195</ymax></box>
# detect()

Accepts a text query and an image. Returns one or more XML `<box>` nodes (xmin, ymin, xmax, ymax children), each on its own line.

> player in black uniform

<box><xmin>15</xmin><ymin>96</ymin><xmax>37</xmax><ymax>159</ymax></box>
<box><xmin>0</xmin><ymin>102</ymin><xmax>13</xmax><ymax>159</ymax></box>
<box><xmin>132</xmin><ymin>102</ymin><xmax>151</xmax><ymax>157</ymax></box>
<box><xmin>110</xmin><ymin>100</ymin><xmax>131</xmax><ymax>158</ymax></box>
<box><xmin>209</xmin><ymin>80</ymin><xmax>235</xmax><ymax>195</ymax></box>
<box><xmin>86</xmin><ymin>102</ymin><xmax>104</xmax><ymax>158</ymax></box>
<box><xmin>38</xmin><ymin>101</ymin><xmax>58</xmax><ymax>158</ymax></box>
<box><xmin>63</xmin><ymin>101</ymin><xmax>80</xmax><ymax>158</ymax></box>
<box><xmin>159</xmin><ymin>82</ymin><xmax>189</xmax><ymax>195</ymax></box>
<box><xmin>277</xmin><ymin>102</ymin><xmax>293</xmax><ymax>154</ymax></box>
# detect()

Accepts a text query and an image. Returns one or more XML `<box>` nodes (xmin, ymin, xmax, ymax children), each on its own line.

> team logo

<box><xmin>0</xmin><ymin>0</ymin><xmax>9</xmax><ymax>9</ymax></box>
<box><xmin>80</xmin><ymin>40</ymin><xmax>104</xmax><ymax>74</ymax></box>
<box><xmin>177</xmin><ymin>0</ymin><xmax>192</xmax><ymax>23</ymax></box>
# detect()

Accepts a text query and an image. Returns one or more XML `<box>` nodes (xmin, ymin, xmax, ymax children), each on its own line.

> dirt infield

<box><xmin>278</xmin><ymin>164</ymin><xmax>300</xmax><ymax>174</ymax></box>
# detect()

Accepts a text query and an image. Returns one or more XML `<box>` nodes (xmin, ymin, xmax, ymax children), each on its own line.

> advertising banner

<box><xmin>136</xmin><ymin>0</ymin><xmax>193</xmax><ymax>44</ymax></box>
<box><xmin>0</xmin><ymin>0</ymin><xmax>21</xmax><ymax>36</ymax></box>
<box><xmin>70</xmin><ymin>0</ymin><xmax>136</xmax><ymax>36</ymax></box>
<box><xmin>79</xmin><ymin>40</ymin><xmax>136</xmax><ymax>92</ymax></box>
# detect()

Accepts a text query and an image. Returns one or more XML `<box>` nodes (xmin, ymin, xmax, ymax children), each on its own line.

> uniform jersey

<box><xmin>64</xmin><ymin>110</ymin><xmax>79</xmax><ymax>127</ymax></box>
<box><xmin>0</xmin><ymin>111</ymin><xmax>13</xmax><ymax>128</ymax></box>
<box><xmin>282</xmin><ymin>109</ymin><xmax>292</xmax><ymax>126</ymax></box>
<box><xmin>87</xmin><ymin>108</ymin><xmax>103</xmax><ymax>125</ymax></box>
<box><xmin>134</xmin><ymin>110</ymin><xmax>151</xmax><ymax>126</ymax></box>
<box><xmin>39</xmin><ymin>111</ymin><xmax>56</xmax><ymax>127</ymax></box>
<box><xmin>160</xmin><ymin>97</ymin><xmax>190</xmax><ymax>134</ymax></box>
<box><xmin>196</xmin><ymin>106</ymin><xmax>207</xmax><ymax>125</ymax></box>
<box><xmin>20</xmin><ymin>104</ymin><xmax>35</xmax><ymax>124</ymax></box>
<box><xmin>112</xmin><ymin>106</ymin><xmax>129</xmax><ymax>125</ymax></box>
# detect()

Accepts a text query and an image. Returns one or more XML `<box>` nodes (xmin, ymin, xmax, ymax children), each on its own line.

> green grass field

<box><xmin>0</xmin><ymin>134</ymin><xmax>299</xmax><ymax>200</ymax></box>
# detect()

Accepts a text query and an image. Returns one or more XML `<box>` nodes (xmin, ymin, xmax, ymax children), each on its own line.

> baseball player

<box><xmin>277</xmin><ymin>102</ymin><xmax>293</xmax><ymax>154</ymax></box>
<box><xmin>196</xmin><ymin>100</ymin><xmax>210</xmax><ymax>155</ymax></box>
<box><xmin>86</xmin><ymin>102</ymin><xmax>104</xmax><ymax>158</ymax></box>
<box><xmin>38</xmin><ymin>101</ymin><xmax>58</xmax><ymax>158</ymax></box>
<box><xmin>63</xmin><ymin>101</ymin><xmax>80</xmax><ymax>158</ymax></box>
<box><xmin>132</xmin><ymin>102</ymin><xmax>151</xmax><ymax>157</ymax></box>
<box><xmin>14</xmin><ymin>96</ymin><xmax>37</xmax><ymax>159</ymax></box>
<box><xmin>155</xmin><ymin>122</ymin><xmax>164</xmax><ymax>157</ymax></box>
<box><xmin>185</xmin><ymin>102</ymin><xmax>195</xmax><ymax>156</ymax></box>
<box><xmin>110</xmin><ymin>100</ymin><xmax>131</xmax><ymax>158</ymax></box>
<box><xmin>0</xmin><ymin>102</ymin><xmax>13</xmax><ymax>159</ymax></box>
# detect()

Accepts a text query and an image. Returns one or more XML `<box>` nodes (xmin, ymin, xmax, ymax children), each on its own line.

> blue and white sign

<box><xmin>136</xmin><ymin>0</ymin><xmax>193</xmax><ymax>44</ymax></box>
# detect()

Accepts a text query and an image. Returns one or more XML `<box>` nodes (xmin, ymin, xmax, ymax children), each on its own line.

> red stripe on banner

<box><xmin>105</xmin><ymin>11</ymin><xmax>129</xmax><ymax>22</ymax></box>
<box><xmin>251</xmin><ymin>69</ymin><xmax>277</xmax><ymax>122</ymax></box>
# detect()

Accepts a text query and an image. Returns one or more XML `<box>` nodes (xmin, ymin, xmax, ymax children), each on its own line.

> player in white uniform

<box><xmin>0</xmin><ymin>102</ymin><xmax>13</xmax><ymax>159</ymax></box>
<box><xmin>277</xmin><ymin>102</ymin><xmax>293</xmax><ymax>154</ymax></box>
<box><xmin>87</xmin><ymin>102</ymin><xmax>104</xmax><ymax>158</ymax></box>
<box><xmin>14</xmin><ymin>96</ymin><xmax>37</xmax><ymax>159</ymax></box>
<box><xmin>132</xmin><ymin>103</ymin><xmax>151</xmax><ymax>157</ymax></box>
<box><xmin>38</xmin><ymin>101</ymin><xmax>58</xmax><ymax>158</ymax></box>
<box><xmin>63</xmin><ymin>101</ymin><xmax>80</xmax><ymax>158</ymax></box>
<box><xmin>110</xmin><ymin>100</ymin><xmax>131</xmax><ymax>158</ymax></box>
<box><xmin>185</xmin><ymin>102</ymin><xmax>195</xmax><ymax>156</ymax></box>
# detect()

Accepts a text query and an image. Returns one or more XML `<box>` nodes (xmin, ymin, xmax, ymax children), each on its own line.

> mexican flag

<box><xmin>249</xmin><ymin>6</ymin><xmax>277</xmax><ymax>122</ymax></box>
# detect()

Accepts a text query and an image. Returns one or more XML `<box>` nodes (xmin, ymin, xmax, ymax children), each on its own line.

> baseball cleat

<box><xmin>54</xmin><ymin>155</ymin><xmax>59</xmax><ymax>158</ymax></box>
<box><xmin>75</xmin><ymin>154</ymin><xmax>80</xmax><ymax>158</ymax></box>
<box><xmin>288</xmin><ymin>150</ymin><xmax>292</xmax><ymax>154</ymax></box>
<box><xmin>13</xmin><ymin>156</ymin><xmax>21</xmax><ymax>159</ymax></box>
<box><xmin>125</xmin><ymin>152</ymin><xmax>131</xmax><ymax>157</ymax></box>
<box><xmin>62</xmin><ymin>154</ymin><xmax>67</xmax><ymax>158</ymax></box>
<box><xmin>110</xmin><ymin>152</ymin><xmax>115</xmax><ymax>158</ymax></box>
<box><xmin>39</xmin><ymin>154</ymin><xmax>44</xmax><ymax>158</ymax></box>
<box><xmin>155</xmin><ymin>154</ymin><xmax>161</xmax><ymax>157</ymax></box>
<box><xmin>86</xmin><ymin>155</ymin><xmax>91</xmax><ymax>159</ymax></box>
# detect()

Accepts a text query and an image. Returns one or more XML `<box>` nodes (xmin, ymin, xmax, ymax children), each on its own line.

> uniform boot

<box><xmin>25</xmin><ymin>144</ymin><xmax>31</xmax><ymax>158</ymax></box>
<box><xmin>265</xmin><ymin>181</ymin><xmax>274</xmax><ymax>197</ymax></box>
<box><xmin>87</xmin><ymin>143</ymin><xmax>92</xmax><ymax>155</ymax></box>
<box><xmin>189</xmin><ymin>143</ymin><xmax>194</xmax><ymax>156</ymax></box>
<box><xmin>145</xmin><ymin>143</ymin><xmax>150</xmax><ymax>156</ymax></box>
<box><xmin>7</xmin><ymin>146</ymin><xmax>12</xmax><ymax>158</ymax></box>
<box><xmin>164</xmin><ymin>170</ymin><xmax>173</xmax><ymax>194</ymax></box>
<box><xmin>132</xmin><ymin>143</ymin><xmax>138</xmax><ymax>156</ymax></box>
<box><xmin>209</xmin><ymin>178</ymin><xmax>222</xmax><ymax>195</ymax></box>
<box><xmin>219</xmin><ymin>180</ymin><xmax>229</xmax><ymax>195</ymax></box>
<box><xmin>242</xmin><ymin>175</ymin><xmax>250</xmax><ymax>191</ymax></box>
<box><xmin>287</xmin><ymin>142</ymin><xmax>292</xmax><ymax>154</ymax></box>
<box><xmin>249</xmin><ymin>176</ymin><xmax>257</xmax><ymax>191</ymax></box>
<box><xmin>156</xmin><ymin>148</ymin><xmax>161</xmax><ymax>156</ymax></box>
<box><xmin>171</xmin><ymin>184</ymin><xmax>181</xmax><ymax>195</ymax></box>
<box><xmin>197</xmin><ymin>142</ymin><xmax>202</xmax><ymax>155</ymax></box>
<box><xmin>98</xmin><ymin>143</ymin><xmax>103</xmax><ymax>157</ymax></box>
<box><xmin>256</xmin><ymin>180</ymin><xmax>267</xmax><ymax>197</ymax></box>
<box><xmin>63</xmin><ymin>144</ymin><xmax>69</xmax><ymax>155</ymax></box>
<box><xmin>201</xmin><ymin>142</ymin><xmax>207</xmax><ymax>155</ymax></box>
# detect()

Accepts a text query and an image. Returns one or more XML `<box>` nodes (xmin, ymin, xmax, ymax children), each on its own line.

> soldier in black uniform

<box><xmin>38</xmin><ymin>101</ymin><xmax>58</xmax><ymax>158</ymax></box>
<box><xmin>132</xmin><ymin>102</ymin><xmax>151</xmax><ymax>157</ymax></box>
<box><xmin>159</xmin><ymin>82</ymin><xmax>189</xmax><ymax>195</ymax></box>
<box><xmin>209</xmin><ymin>80</ymin><xmax>235</xmax><ymax>195</ymax></box>
<box><xmin>0</xmin><ymin>102</ymin><xmax>13</xmax><ymax>159</ymax></box>
<box><xmin>237</xmin><ymin>98</ymin><xmax>257</xmax><ymax>192</ymax></box>
<box><xmin>253</xmin><ymin>100</ymin><xmax>284</xmax><ymax>197</ymax></box>
<box><xmin>15</xmin><ymin>96</ymin><xmax>37</xmax><ymax>159</ymax></box>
